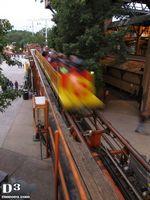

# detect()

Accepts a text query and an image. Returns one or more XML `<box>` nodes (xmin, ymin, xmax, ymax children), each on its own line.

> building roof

<box><xmin>109</xmin><ymin>14</ymin><xmax>150</xmax><ymax>28</ymax></box>
<box><xmin>124</xmin><ymin>0</ymin><xmax>150</xmax><ymax>7</ymax></box>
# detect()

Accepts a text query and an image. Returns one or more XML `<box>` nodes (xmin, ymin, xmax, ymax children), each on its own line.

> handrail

<box><xmin>48</xmin><ymin>126</ymin><xmax>70</xmax><ymax>200</ymax></box>
<box><xmin>30</xmin><ymin>50</ymin><xmax>88</xmax><ymax>200</ymax></box>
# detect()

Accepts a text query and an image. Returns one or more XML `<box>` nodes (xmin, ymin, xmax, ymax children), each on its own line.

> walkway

<box><xmin>0</xmin><ymin>60</ymin><xmax>54</xmax><ymax>200</ymax></box>
<box><xmin>0</xmin><ymin>98</ymin><xmax>54</xmax><ymax>200</ymax></box>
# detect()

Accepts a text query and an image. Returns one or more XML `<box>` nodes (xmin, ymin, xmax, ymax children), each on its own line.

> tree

<box><xmin>6</xmin><ymin>30</ymin><xmax>45</xmax><ymax>52</ymax></box>
<box><xmin>0</xmin><ymin>19</ymin><xmax>21</xmax><ymax>112</ymax></box>
<box><xmin>0</xmin><ymin>19</ymin><xmax>12</xmax><ymax>61</ymax></box>
<box><xmin>48</xmin><ymin>0</ymin><xmax>127</xmax><ymax>93</ymax></box>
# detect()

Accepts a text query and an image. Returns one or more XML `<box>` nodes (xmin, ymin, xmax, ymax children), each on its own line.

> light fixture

<box><xmin>90</xmin><ymin>71</ymin><xmax>94</xmax><ymax>75</ymax></box>
<box><xmin>33</xmin><ymin>96</ymin><xmax>49</xmax><ymax>140</ymax></box>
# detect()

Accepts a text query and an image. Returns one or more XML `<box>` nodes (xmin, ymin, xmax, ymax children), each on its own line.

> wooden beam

<box><xmin>142</xmin><ymin>38</ymin><xmax>150</xmax><ymax>111</ymax></box>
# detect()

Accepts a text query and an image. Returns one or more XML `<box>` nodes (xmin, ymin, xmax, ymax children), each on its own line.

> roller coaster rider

<box><xmin>42</xmin><ymin>47</ymin><xmax>87</xmax><ymax>76</ymax></box>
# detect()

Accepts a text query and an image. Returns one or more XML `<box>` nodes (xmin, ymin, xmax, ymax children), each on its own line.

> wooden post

<box><xmin>135</xmin><ymin>26</ymin><xmax>141</xmax><ymax>55</ymax></box>
<box><xmin>55</xmin><ymin>130</ymin><xmax>60</xmax><ymax>200</ymax></box>
<box><xmin>142</xmin><ymin>38</ymin><xmax>150</xmax><ymax>111</ymax></box>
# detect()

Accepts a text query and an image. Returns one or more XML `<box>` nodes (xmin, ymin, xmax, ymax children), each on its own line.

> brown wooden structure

<box><xmin>103</xmin><ymin>56</ymin><xmax>144</xmax><ymax>95</ymax></box>
<box><xmin>104</xmin><ymin>14</ymin><xmax>150</xmax><ymax>108</ymax></box>
<box><xmin>142</xmin><ymin>38</ymin><xmax>150</xmax><ymax>112</ymax></box>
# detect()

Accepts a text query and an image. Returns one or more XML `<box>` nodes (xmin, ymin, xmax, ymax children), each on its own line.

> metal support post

<box><xmin>55</xmin><ymin>130</ymin><xmax>60</xmax><ymax>200</ymax></box>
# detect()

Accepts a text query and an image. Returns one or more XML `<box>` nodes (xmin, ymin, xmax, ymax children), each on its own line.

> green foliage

<box><xmin>48</xmin><ymin>0</ymin><xmax>127</xmax><ymax>93</ymax></box>
<box><xmin>0</xmin><ymin>68</ymin><xmax>23</xmax><ymax>112</ymax></box>
<box><xmin>0</xmin><ymin>22</ymin><xmax>46</xmax><ymax>111</ymax></box>
<box><xmin>0</xmin><ymin>19</ymin><xmax>23</xmax><ymax>112</ymax></box>
<box><xmin>0</xmin><ymin>19</ymin><xmax>12</xmax><ymax>36</ymax></box>
<box><xmin>6</xmin><ymin>30</ymin><xmax>45</xmax><ymax>52</ymax></box>
<box><xmin>0</xmin><ymin>89</ymin><xmax>22</xmax><ymax>112</ymax></box>
<box><xmin>0</xmin><ymin>19</ymin><xmax>12</xmax><ymax>54</ymax></box>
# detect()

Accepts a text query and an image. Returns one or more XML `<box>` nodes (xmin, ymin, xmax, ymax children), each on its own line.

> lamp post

<box><xmin>28</xmin><ymin>18</ymin><xmax>50</xmax><ymax>46</ymax></box>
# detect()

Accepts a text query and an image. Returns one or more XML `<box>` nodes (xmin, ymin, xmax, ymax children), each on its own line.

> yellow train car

<box><xmin>35</xmin><ymin>50</ymin><xmax>104</xmax><ymax>110</ymax></box>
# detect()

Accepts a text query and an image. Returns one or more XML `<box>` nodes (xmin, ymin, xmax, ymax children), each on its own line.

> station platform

<box><xmin>0</xmin><ymin>98</ymin><xmax>54</xmax><ymax>200</ymax></box>
<box><xmin>102</xmin><ymin>99</ymin><xmax>150</xmax><ymax>158</ymax></box>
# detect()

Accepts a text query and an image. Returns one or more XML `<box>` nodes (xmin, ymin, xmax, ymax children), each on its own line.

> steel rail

<box><xmin>64</xmin><ymin>112</ymin><xmax>127</xmax><ymax>200</ymax></box>
<box><xmin>103</xmin><ymin>147</ymin><xmax>143</xmax><ymax>200</ymax></box>
<box><xmin>64</xmin><ymin>110</ymin><xmax>149</xmax><ymax>199</ymax></box>
<box><xmin>96</xmin><ymin>112</ymin><xmax>150</xmax><ymax>172</ymax></box>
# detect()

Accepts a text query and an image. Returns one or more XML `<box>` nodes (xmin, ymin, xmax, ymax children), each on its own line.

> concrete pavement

<box><xmin>1</xmin><ymin>60</ymin><xmax>25</xmax><ymax>86</ymax></box>
<box><xmin>0</xmin><ymin>98</ymin><xmax>54</xmax><ymax>200</ymax></box>
<box><xmin>102</xmin><ymin>100</ymin><xmax>150</xmax><ymax>157</ymax></box>
<box><xmin>0</xmin><ymin>61</ymin><xmax>54</xmax><ymax>200</ymax></box>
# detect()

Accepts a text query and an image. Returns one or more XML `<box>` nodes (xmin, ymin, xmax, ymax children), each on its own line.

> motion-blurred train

<box><xmin>34</xmin><ymin>50</ymin><xmax>104</xmax><ymax>110</ymax></box>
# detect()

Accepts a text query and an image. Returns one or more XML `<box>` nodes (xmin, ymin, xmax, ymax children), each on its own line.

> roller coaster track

<box><xmin>30</xmin><ymin>50</ymin><xmax>150</xmax><ymax>200</ymax></box>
